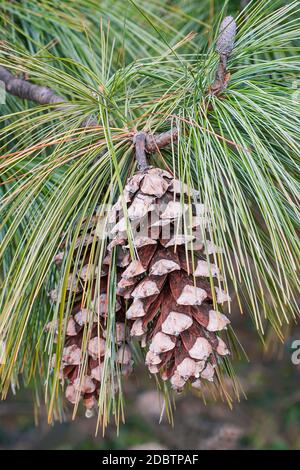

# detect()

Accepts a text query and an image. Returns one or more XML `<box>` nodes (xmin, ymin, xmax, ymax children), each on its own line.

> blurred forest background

<box><xmin>1</xmin><ymin>314</ymin><xmax>300</xmax><ymax>450</ymax></box>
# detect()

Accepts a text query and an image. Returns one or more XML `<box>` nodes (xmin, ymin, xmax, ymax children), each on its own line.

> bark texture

<box><xmin>0</xmin><ymin>65</ymin><xmax>65</xmax><ymax>105</ymax></box>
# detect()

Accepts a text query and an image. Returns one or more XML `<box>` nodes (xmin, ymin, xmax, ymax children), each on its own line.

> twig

<box><xmin>0</xmin><ymin>61</ymin><xmax>178</xmax><ymax>153</ymax></box>
<box><xmin>210</xmin><ymin>16</ymin><xmax>237</xmax><ymax>95</ymax></box>
<box><xmin>142</xmin><ymin>17</ymin><xmax>237</xmax><ymax>149</ymax></box>
<box><xmin>143</xmin><ymin>17</ymin><xmax>237</xmax><ymax>150</ymax></box>
<box><xmin>0</xmin><ymin>65</ymin><xmax>97</xmax><ymax>127</ymax></box>
<box><xmin>145</xmin><ymin>128</ymin><xmax>178</xmax><ymax>153</ymax></box>
<box><xmin>133</xmin><ymin>132</ymin><xmax>149</xmax><ymax>170</ymax></box>
<box><xmin>0</xmin><ymin>65</ymin><xmax>65</xmax><ymax>105</ymax></box>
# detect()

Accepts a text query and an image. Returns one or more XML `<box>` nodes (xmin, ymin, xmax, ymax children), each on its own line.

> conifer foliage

<box><xmin>0</xmin><ymin>0</ymin><xmax>299</xmax><ymax>429</ymax></box>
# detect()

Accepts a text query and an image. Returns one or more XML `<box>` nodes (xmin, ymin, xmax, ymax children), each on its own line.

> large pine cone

<box><xmin>48</xmin><ymin>166</ymin><xmax>231</xmax><ymax>414</ymax></box>
<box><xmin>110</xmin><ymin>167</ymin><xmax>231</xmax><ymax>391</ymax></box>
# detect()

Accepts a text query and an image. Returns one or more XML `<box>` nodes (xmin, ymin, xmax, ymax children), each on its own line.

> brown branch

<box><xmin>0</xmin><ymin>65</ymin><xmax>97</xmax><ymax>127</ymax></box>
<box><xmin>133</xmin><ymin>131</ymin><xmax>149</xmax><ymax>170</ymax></box>
<box><xmin>210</xmin><ymin>16</ymin><xmax>237</xmax><ymax>95</ymax></box>
<box><xmin>145</xmin><ymin>128</ymin><xmax>178</xmax><ymax>153</ymax></box>
<box><xmin>0</xmin><ymin>65</ymin><xmax>65</xmax><ymax>105</ymax></box>
<box><xmin>0</xmin><ymin>64</ymin><xmax>176</xmax><ymax>152</ymax></box>
<box><xmin>210</xmin><ymin>54</ymin><xmax>232</xmax><ymax>95</ymax></box>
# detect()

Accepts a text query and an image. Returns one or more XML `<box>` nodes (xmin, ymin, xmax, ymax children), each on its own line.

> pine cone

<box><xmin>110</xmin><ymin>167</ymin><xmax>231</xmax><ymax>391</ymax></box>
<box><xmin>48</xmin><ymin>165</ymin><xmax>231</xmax><ymax>414</ymax></box>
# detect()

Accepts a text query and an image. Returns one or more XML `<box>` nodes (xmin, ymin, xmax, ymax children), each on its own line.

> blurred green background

<box><xmin>1</xmin><ymin>321</ymin><xmax>300</xmax><ymax>450</ymax></box>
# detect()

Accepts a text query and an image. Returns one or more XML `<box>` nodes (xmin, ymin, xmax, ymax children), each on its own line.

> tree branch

<box><xmin>0</xmin><ymin>65</ymin><xmax>65</xmax><ymax>105</ymax></box>
<box><xmin>210</xmin><ymin>16</ymin><xmax>237</xmax><ymax>95</ymax></box>
<box><xmin>145</xmin><ymin>128</ymin><xmax>179</xmax><ymax>153</ymax></box>
<box><xmin>133</xmin><ymin>131</ymin><xmax>149</xmax><ymax>170</ymax></box>
<box><xmin>0</xmin><ymin>65</ymin><xmax>97</xmax><ymax>127</ymax></box>
<box><xmin>0</xmin><ymin>63</ymin><xmax>179</xmax><ymax>152</ymax></box>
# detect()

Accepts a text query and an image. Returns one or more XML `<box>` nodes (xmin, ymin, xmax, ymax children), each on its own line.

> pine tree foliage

<box><xmin>0</xmin><ymin>0</ymin><xmax>299</xmax><ymax>429</ymax></box>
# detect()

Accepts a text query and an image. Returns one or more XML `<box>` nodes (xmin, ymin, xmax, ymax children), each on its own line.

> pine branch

<box><xmin>211</xmin><ymin>16</ymin><xmax>237</xmax><ymax>95</ymax></box>
<box><xmin>141</xmin><ymin>17</ymin><xmax>237</xmax><ymax>150</ymax></box>
<box><xmin>0</xmin><ymin>16</ymin><xmax>236</xmax><ymax>153</ymax></box>
<box><xmin>0</xmin><ymin>65</ymin><xmax>97</xmax><ymax>127</ymax></box>
<box><xmin>145</xmin><ymin>128</ymin><xmax>179</xmax><ymax>153</ymax></box>
<box><xmin>0</xmin><ymin>62</ymin><xmax>178</xmax><ymax>153</ymax></box>
<box><xmin>142</xmin><ymin>16</ymin><xmax>237</xmax><ymax>150</ymax></box>
<box><xmin>0</xmin><ymin>65</ymin><xmax>65</xmax><ymax>105</ymax></box>
<box><xmin>133</xmin><ymin>131</ymin><xmax>149</xmax><ymax>170</ymax></box>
